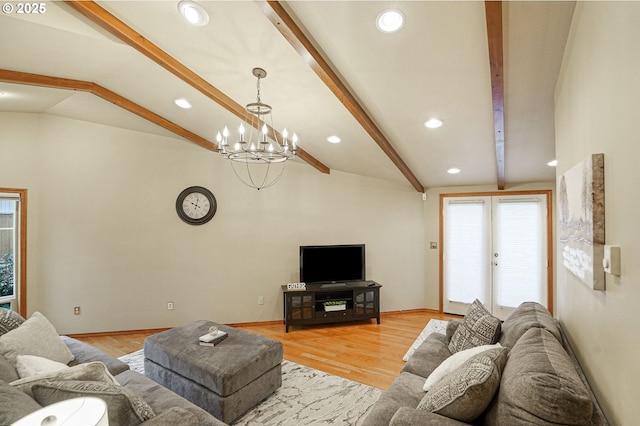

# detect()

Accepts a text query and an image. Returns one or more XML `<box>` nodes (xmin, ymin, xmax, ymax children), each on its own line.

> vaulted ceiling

<box><xmin>0</xmin><ymin>1</ymin><xmax>575</xmax><ymax>191</ymax></box>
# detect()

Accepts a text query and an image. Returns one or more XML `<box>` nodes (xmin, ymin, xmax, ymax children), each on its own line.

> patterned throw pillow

<box><xmin>32</xmin><ymin>380</ymin><xmax>156</xmax><ymax>426</ymax></box>
<box><xmin>418</xmin><ymin>347</ymin><xmax>508</xmax><ymax>423</ymax></box>
<box><xmin>448</xmin><ymin>299</ymin><xmax>501</xmax><ymax>354</ymax></box>
<box><xmin>0</xmin><ymin>308</ymin><xmax>25</xmax><ymax>336</ymax></box>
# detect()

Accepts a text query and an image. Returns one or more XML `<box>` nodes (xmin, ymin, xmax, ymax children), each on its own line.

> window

<box><xmin>0</xmin><ymin>190</ymin><xmax>26</xmax><ymax>315</ymax></box>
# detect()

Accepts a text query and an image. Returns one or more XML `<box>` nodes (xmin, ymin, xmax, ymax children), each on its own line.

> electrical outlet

<box><xmin>258</xmin><ymin>296</ymin><xmax>264</xmax><ymax>305</ymax></box>
<box><xmin>167</xmin><ymin>302</ymin><xmax>174</xmax><ymax>310</ymax></box>
<box><xmin>73</xmin><ymin>306</ymin><xmax>80</xmax><ymax>315</ymax></box>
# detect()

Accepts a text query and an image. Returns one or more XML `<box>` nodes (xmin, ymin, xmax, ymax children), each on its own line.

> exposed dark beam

<box><xmin>63</xmin><ymin>0</ymin><xmax>330</xmax><ymax>175</ymax></box>
<box><xmin>485</xmin><ymin>1</ymin><xmax>506</xmax><ymax>190</ymax></box>
<box><xmin>0</xmin><ymin>69</ymin><xmax>217</xmax><ymax>151</ymax></box>
<box><xmin>259</xmin><ymin>1</ymin><xmax>425</xmax><ymax>193</ymax></box>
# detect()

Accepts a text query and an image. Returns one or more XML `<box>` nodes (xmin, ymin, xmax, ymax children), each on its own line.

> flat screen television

<box><xmin>300</xmin><ymin>244</ymin><xmax>365</xmax><ymax>284</ymax></box>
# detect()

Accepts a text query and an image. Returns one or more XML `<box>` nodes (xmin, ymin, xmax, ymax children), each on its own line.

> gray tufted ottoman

<box><xmin>143</xmin><ymin>320</ymin><xmax>283</xmax><ymax>424</ymax></box>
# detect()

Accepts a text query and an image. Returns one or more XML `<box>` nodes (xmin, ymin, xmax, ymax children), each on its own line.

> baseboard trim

<box><xmin>381</xmin><ymin>308</ymin><xmax>441</xmax><ymax>316</ymax></box>
<box><xmin>226</xmin><ymin>319</ymin><xmax>284</xmax><ymax>328</ymax></box>
<box><xmin>66</xmin><ymin>327</ymin><xmax>170</xmax><ymax>339</ymax></box>
<box><xmin>65</xmin><ymin>309</ymin><xmax>455</xmax><ymax>338</ymax></box>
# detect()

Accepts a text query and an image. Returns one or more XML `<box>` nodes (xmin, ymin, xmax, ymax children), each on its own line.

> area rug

<box><xmin>402</xmin><ymin>318</ymin><xmax>447</xmax><ymax>361</ymax></box>
<box><xmin>118</xmin><ymin>350</ymin><xmax>381</xmax><ymax>426</ymax></box>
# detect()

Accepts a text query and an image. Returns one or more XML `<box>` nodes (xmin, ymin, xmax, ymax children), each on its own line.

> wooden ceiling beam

<box><xmin>259</xmin><ymin>1</ymin><xmax>425</xmax><ymax>193</ymax></box>
<box><xmin>63</xmin><ymin>0</ymin><xmax>329</xmax><ymax>174</ymax></box>
<box><xmin>0</xmin><ymin>69</ymin><xmax>217</xmax><ymax>151</ymax></box>
<box><xmin>485</xmin><ymin>1</ymin><xmax>506</xmax><ymax>190</ymax></box>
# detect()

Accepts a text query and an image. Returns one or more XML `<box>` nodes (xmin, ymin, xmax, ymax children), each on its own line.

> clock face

<box><xmin>176</xmin><ymin>186</ymin><xmax>217</xmax><ymax>225</ymax></box>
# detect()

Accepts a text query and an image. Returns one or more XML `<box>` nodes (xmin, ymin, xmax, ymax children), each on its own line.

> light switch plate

<box><xmin>602</xmin><ymin>245</ymin><xmax>621</xmax><ymax>275</ymax></box>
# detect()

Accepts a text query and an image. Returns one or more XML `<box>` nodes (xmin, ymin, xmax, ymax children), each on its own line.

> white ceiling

<box><xmin>0</xmin><ymin>1</ymin><xmax>575</xmax><ymax>191</ymax></box>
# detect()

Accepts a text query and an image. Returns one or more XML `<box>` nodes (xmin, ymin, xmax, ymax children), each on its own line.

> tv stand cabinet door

<box><xmin>285</xmin><ymin>293</ymin><xmax>314</xmax><ymax>332</ymax></box>
<box><xmin>353</xmin><ymin>288</ymin><xmax>380</xmax><ymax>321</ymax></box>
<box><xmin>289</xmin><ymin>294</ymin><xmax>314</xmax><ymax>320</ymax></box>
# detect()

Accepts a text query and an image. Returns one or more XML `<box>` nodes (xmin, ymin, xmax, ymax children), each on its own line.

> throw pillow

<box><xmin>16</xmin><ymin>354</ymin><xmax>70</xmax><ymax>378</ymax></box>
<box><xmin>0</xmin><ymin>308</ymin><xmax>25</xmax><ymax>336</ymax></box>
<box><xmin>0</xmin><ymin>379</ymin><xmax>42</xmax><ymax>425</ymax></box>
<box><xmin>423</xmin><ymin>342</ymin><xmax>502</xmax><ymax>391</ymax></box>
<box><xmin>32</xmin><ymin>380</ymin><xmax>155</xmax><ymax>426</ymax></box>
<box><xmin>0</xmin><ymin>311</ymin><xmax>74</xmax><ymax>365</ymax></box>
<box><xmin>11</xmin><ymin>361</ymin><xmax>118</xmax><ymax>397</ymax></box>
<box><xmin>448</xmin><ymin>299</ymin><xmax>501</xmax><ymax>353</ymax></box>
<box><xmin>0</xmin><ymin>354</ymin><xmax>19</xmax><ymax>383</ymax></box>
<box><xmin>418</xmin><ymin>347</ymin><xmax>508</xmax><ymax>423</ymax></box>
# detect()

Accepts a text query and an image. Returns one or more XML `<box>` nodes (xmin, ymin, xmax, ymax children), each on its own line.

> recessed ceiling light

<box><xmin>177</xmin><ymin>0</ymin><xmax>209</xmax><ymax>26</ymax></box>
<box><xmin>447</xmin><ymin>168</ymin><xmax>461</xmax><ymax>174</ymax></box>
<box><xmin>327</xmin><ymin>135</ymin><xmax>341</xmax><ymax>144</ymax></box>
<box><xmin>425</xmin><ymin>118</ymin><xmax>444</xmax><ymax>129</ymax></box>
<box><xmin>174</xmin><ymin>98</ymin><xmax>192</xmax><ymax>109</ymax></box>
<box><xmin>547</xmin><ymin>160</ymin><xmax>558</xmax><ymax>167</ymax></box>
<box><xmin>376</xmin><ymin>9</ymin><xmax>405</xmax><ymax>33</ymax></box>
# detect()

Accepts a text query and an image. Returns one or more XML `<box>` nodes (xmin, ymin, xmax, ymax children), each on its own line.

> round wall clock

<box><xmin>175</xmin><ymin>186</ymin><xmax>217</xmax><ymax>225</ymax></box>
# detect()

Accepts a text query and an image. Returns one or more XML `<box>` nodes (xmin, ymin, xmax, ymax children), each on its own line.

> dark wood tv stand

<box><xmin>281</xmin><ymin>281</ymin><xmax>382</xmax><ymax>332</ymax></box>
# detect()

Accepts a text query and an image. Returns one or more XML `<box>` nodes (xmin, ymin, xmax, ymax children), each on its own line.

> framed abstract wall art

<box><xmin>558</xmin><ymin>153</ymin><xmax>605</xmax><ymax>290</ymax></box>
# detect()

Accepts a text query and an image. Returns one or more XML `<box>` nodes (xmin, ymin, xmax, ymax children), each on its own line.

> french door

<box><xmin>442</xmin><ymin>193</ymin><xmax>551</xmax><ymax>320</ymax></box>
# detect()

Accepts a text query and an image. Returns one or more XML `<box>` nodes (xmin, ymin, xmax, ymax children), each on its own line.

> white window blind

<box><xmin>494</xmin><ymin>199</ymin><xmax>545</xmax><ymax>308</ymax></box>
<box><xmin>444</xmin><ymin>200</ymin><xmax>489</xmax><ymax>305</ymax></box>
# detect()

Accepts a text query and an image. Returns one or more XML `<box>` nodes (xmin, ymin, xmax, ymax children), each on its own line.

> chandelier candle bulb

<box><xmin>239</xmin><ymin>123</ymin><xmax>245</xmax><ymax>142</ymax></box>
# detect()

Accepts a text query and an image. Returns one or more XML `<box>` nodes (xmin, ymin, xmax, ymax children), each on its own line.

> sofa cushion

<box><xmin>0</xmin><ymin>311</ymin><xmax>74</xmax><ymax>365</ymax></box>
<box><xmin>16</xmin><ymin>354</ymin><xmax>70</xmax><ymax>378</ymax></box>
<box><xmin>448</xmin><ymin>299</ymin><xmax>501</xmax><ymax>353</ymax></box>
<box><xmin>0</xmin><ymin>308</ymin><xmax>25</xmax><ymax>336</ymax></box>
<box><xmin>362</xmin><ymin>371</ymin><xmax>428</xmax><ymax>426</ymax></box>
<box><xmin>390</xmin><ymin>406</ymin><xmax>471</xmax><ymax>425</ymax></box>
<box><xmin>62</xmin><ymin>335</ymin><xmax>130</xmax><ymax>376</ymax></box>
<box><xmin>141</xmin><ymin>407</ymin><xmax>199</xmax><ymax>426</ymax></box>
<box><xmin>499</xmin><ymin>301</ymin><xmax>561</xmax><ymax>349</ymax></box>
<box><xmin>115</xmin><ymin>369</ymin><xmax>227</xmax><ymax>426</ymax></box>
<box><xmin>423</xmin><ymin>343</ymin><xmax>502</xmax><ymax>391</ymax></box>
<box><xmin>402</xmin><ymin>332</ymin><xmax>452</xmax><ymax>379</ymax></box>
<box><xmin>32</xmin><ymin>379</ymin><xmax>155</xmax><ymax>426</ymax></box>
<box><xmin>418</xmin><ymin>347</ymin><xmax>508</xmax><ymax>423</ymax></box>
<box><xmin>12</xmin><ymin>361</ymin><xmax>118</xmax><ymax>397</ymax></box>
<box><xmin>0</xmin><ymin>379</ymin><xmax>42</xmax><ymax>424</ymax></box>
<box><xmin>482</xmin><ymin>327</ymin><xmax>593</xmax><ymax>425</ymax></box>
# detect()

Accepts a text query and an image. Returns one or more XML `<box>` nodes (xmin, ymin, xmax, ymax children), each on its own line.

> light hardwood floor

<box><xmin>72</xmin><ymin>310</ymin><xmax>458</xmax><ymax>390</ymax></box>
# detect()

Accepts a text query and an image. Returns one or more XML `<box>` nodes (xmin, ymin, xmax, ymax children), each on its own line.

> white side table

<box><xmin>12</xmin><ymin>397</ymin><xmax>108</xmax><ymax>426</ymax></box>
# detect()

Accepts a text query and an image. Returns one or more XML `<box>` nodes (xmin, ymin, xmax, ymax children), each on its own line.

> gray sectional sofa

<box><xmin>0</xmin><ymin>309</ymin><xmax>226</xmax><ymax>426</ymax></box>
<box><xmin>364</xmin><ymin>301</ymin><xmax>609</xmax><ymax>425</ymax></box>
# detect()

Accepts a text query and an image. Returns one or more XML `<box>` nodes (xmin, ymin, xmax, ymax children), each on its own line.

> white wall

<box><xmin>0</xmin><ymin>112</ymin><xmax>426</xmax><ymax>334</ymax></box>
<box><xmin>555</xmin><ymin>2</ymin><xmax>640</xmax><ymax>424</ymax></box>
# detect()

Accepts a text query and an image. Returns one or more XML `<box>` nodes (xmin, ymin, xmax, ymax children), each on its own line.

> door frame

<box><xmin>439</xmin><ymin>190</ymin><xmax>553</xmax><ymax>315</ymax></box>
<box><xmin>0</xmin><ymin>188</ymin><xmax>27</xmax><ymax>317</ymax></box>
